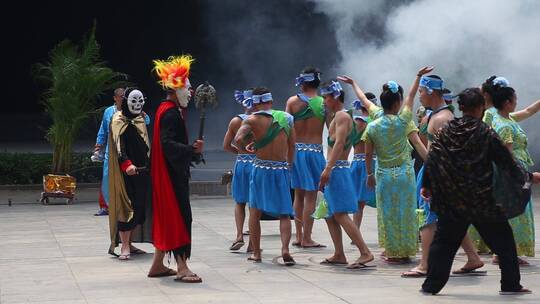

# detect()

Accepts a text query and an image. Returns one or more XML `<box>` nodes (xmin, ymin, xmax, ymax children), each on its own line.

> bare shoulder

<box><xmin>286</xmin><ymin>95</ymin><xmax>299</xmax><ymax>104</ymax></box>
<box><xmin>430</xmin><ymin>111</ymin><xmax>453</xmax><ymax>127</ymax></box>
<box><xmin>228</xmin><ymin>116</ymin><xmax>243</xmax><ymax>130</ymax></box>
<box><xmin>335</xmin><ymin>111</ymin><xmax>350</xmax><ymax>121</ymax></box>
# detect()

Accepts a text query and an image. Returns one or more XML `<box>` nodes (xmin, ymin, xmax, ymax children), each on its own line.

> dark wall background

<box><xmin>3</xmin><ymin>0</ymin><xmax>340</xmax><ymax>149</ymax></box>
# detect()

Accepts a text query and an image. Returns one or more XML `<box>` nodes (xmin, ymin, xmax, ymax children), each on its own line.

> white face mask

<box><xmin>127</xmin><ymin>89</ymin><xmax>145</xmax><ymax>115</ymax></box>
<box><xmin>176</xmin><ymin>79</ymin><xmax>192</xmax><ymax>108</ymax></box>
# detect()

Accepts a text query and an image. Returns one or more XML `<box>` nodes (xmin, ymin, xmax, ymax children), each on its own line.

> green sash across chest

<box><xmin>292</xmin><ymin>95</ymin><xmax>325</xmax><ymax>122</ymax></box>
<box><xmin>254</xmin><ymin>110</ymin><xmax>292</xmax><ymax>150</ymax></box>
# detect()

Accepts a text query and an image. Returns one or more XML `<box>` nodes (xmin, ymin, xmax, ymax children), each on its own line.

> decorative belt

<box><xmin>296</xmin><ymin>143</ymin><xmax>323</xmax><ymax>152</ymax></box>
<box><xmin>236</xmin><ymin>154</ymin><xmax>256</xmax><ymax>162</ymax></box>
<box><xmin>253</xmin><ymin>159</ymin><xmax>289</xmax><ymax>170</ymax></box>
<box><xmin>352</xmin><ymin>154</ymin><xmax>377</xmax><ymax>162</ymax></box>
<box><xmin>332</xmin><ymin>160</ymin><xmax>350</xmax><ymax>169</ymax></box>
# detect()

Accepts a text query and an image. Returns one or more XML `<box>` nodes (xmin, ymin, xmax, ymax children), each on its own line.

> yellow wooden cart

<box><xmin>40</xmin><ymin>174</ymin><xmax>76</xmax><ymax>205</ymax></box>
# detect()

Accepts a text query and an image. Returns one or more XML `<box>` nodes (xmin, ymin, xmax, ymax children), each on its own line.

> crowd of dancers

<box><xmin>92</xmin><ymin>55</ymin><xmax>539</xmax><ymax>293</ymax></box>
<box><xmin>223</xmin><ymin>66</ymin><xmax>540</xmax><ymax>295</ymax></box>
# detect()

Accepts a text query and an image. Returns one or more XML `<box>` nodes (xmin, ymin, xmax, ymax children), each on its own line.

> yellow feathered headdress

<box><xmin>152</xmin><ymin>55</ymin><xmax>195</xmax><ymax>90</ymax></box>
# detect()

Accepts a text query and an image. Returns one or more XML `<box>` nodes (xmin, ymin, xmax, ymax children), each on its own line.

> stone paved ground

<box><xmin>0</xmin><ymin>188</ymin><xmax>539</xmax><ymax>304</ymax></box>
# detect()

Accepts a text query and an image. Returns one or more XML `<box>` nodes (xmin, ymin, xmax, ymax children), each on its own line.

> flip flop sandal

<box><xmin>346</xmin><ymin>262</ymin><xmax>376</xmax><ymax>270</ymax></box>
<box><xmin>401</xmin><ymin>270</ymin><xmax>427</xmax><ymax>278</ymax></box>
<box><xmin>302</xmin><ymin>243</ymin><xmax>327</xmax><ymax>249</ymax></box>
<box><xmin>131</xmin><ymin>248</ymin><xmax>147</xmax><ymax>255</ymax></box>
<box><xmin>320</xmin><ymin>258</ymin><xmax>348</xmax><ymax>265</ymax></box>
<box><xmin>229</xmin><ymin>240</ymin><xmax>245</xmax><ymax>251</ymax></box>
<box><xmin>451</xmin><ymin>267</ymin><xmax>487</xmax><ymax>276</ymax></box>
<box><xmin>291</xmin><ymin>241</ymin><xmax>302</xmax><ymax>248</ymax></box>
<box><xmin>247</xmin><ymin>256</ymin><xmax>262</xmax><ymax>263</ymax></box>
<box><xmin>243</xmin><ymin>230</ymin><xmax>250</xmax><ymax>236</ymax></box>
<box><xmin>148</xmin><ymin>268</ymin><xmax>177</xmax><ymax>278</ymax></box>
<box><xmin>118</xmin><ymin>254</ymin><xmax>130</xmax><ymax>261</ymax></box>
<box><xmin>282</xmin><ymin>254</ymin><xmax>296</xmax><ymax>266</ymax></box>
<box><xmin>174</xmin><ymin>274</ymin><xmax>203</xmax><ymax>283</ymax></box>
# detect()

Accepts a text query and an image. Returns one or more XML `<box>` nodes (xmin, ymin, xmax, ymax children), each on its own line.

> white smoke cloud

<box><xmin>312</xmin><ymin>0</ymin><xmax>540</xmax><ymax>164</ymax></box>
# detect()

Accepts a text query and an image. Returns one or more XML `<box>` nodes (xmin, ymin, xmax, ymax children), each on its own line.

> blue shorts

<box><xmin>324</xmin><ymin>160</ymin><xmax>358</xmax><ymax>217</ymax></box>
<box><xmin>350</xmin><ymin>154</ymin><xmax>376</xmax><ymax>208</ymax></box>
<box><xmin>249</xmin><ymin>159</ymin><xmax>294</xmax><ymax>217</ymax></box>
<box><xmin>291</xmin><ymin>143</ymin><xmax>326</xmax><ymax>191</ymax></box>
<box><xmin>232</xmin><ymin>154</ymin><xmax>255</xmax><ymax>203</ymax></box>
<box><xmin>417</xmin><ymin>165</ymin><xmax>438</xmax><ymax>229</ymax></box>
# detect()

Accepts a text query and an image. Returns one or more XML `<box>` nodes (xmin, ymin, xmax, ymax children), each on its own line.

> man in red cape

<box><xmin>147</xmin><ymin>55</ymin><xmax>204</xmax><ymax>283</ymax></box>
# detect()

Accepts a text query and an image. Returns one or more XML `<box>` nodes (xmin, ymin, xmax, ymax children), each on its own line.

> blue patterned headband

<box><xmin>320</xmin><ymin>81</ymin><xmax>343</xmax><ymax>98</ymax></box>
<box><xmin>252</xmin><ymin>92</ymin><xmax>273</xmax><ymax>103</ymax></box>
<box><xmin>492</xmin><ymin>77</ymin><xmax>510</xmax><ymax>88</ymax></box>
<box><xmin>419</xmin><ymin>76</ymin><xmax>444</xmax><ymax>94</ymax></box>
<box><xmin>234</xmin><ymin>89</ymin><xmax>253</xmax><ymax>106</ymax></box>
<box><xmin>295</xmin><ymin>72</ymin><xmax>320</xmax><ymax>87</ymax></box>
<box><xmin>443</xmin><ymin>90</ymin><xmax>454</xmax><ymax>102</ymax></box>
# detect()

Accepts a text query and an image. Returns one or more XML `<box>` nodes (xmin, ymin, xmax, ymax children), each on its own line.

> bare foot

<box><xmin>409</xmin><ymin>265</ymin><xmax>428</xmax><ymax>274</ymax></box>
<box><xmin>460</xmin><ymin>260</ymin><xmax>484</xmax><ymax>271</ymax></box>
<box><xmin>175</xmin><ymin>270</ymin><xmax>202</xmax><ymax>283</ymax></box>
<box><xmin>321</xmin><ymin>255</ymin><xmax>347</xmax><ymax>264</ymax></box>
<box><xmin>301</xmin><ymin>240</ymin><xmax>326</xmax><ymax>248</ymax></box>
<box><xmin>247</xmin><ymin>254</ymin><xmax>262</xmax><ymax>262</ymax></box>
<box><xmin>357</xmin><ymin>253</ymin><xmax>374</xmax><ymax>265</ymax></box>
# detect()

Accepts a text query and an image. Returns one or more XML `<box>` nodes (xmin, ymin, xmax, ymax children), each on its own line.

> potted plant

<box><xmin>34</xmin><ymin>23</ymin><xmax>127</xmax><ymax>204</ymax></box>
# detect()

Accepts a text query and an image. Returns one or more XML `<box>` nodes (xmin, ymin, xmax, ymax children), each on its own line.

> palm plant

<box><xmin>35</xmin><ymin>23</ymin><xmax>127</xmax><ymax>174</ymax></box>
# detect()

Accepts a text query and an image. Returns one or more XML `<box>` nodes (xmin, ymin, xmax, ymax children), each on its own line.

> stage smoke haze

<box><xmin>310</xmin><ymin>0</ymin><xmax>540</xmax><ymax>166</ymax></box>
<box><xmin>195</xmin><ymin>0</ymin><xmax>339</xmax><ymax>149</ymax></box>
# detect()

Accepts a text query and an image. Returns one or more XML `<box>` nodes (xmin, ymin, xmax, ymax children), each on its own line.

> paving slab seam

<box><xmin>285</xmin><ymin>268</ymin><xmax>352</xmax><ymax>304</ymax></box>
<box><xmin>46</xmin><ymin>215</ymin><xmax>89</xmax><ymax>304</ymax></box>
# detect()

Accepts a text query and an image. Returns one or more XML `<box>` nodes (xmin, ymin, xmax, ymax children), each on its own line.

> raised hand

<box><xmin>337</xmin><ymin>75</ymin><xmax>354</xmax><ymax>84</ymax></box>
<box><xmin>417</xmin><ymin>66</ymin><xmax>434</xmax><ymax>77</ymax></box>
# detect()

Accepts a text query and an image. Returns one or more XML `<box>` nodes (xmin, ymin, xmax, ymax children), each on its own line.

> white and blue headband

<box><xmin>419</xmin><ymin>76</ymin><xmax>444</xmax><ymax>94</ymax></box>
<box><xmin>234</xmin><ymin>89</ymin><xmax>253</xmax><ymax>106</ymax></box>
<box><xmin>443</xmin><ymin>90</ymin><xmax>454</xmax><ymax>102</ymax></box>
<box><xmin>320</xmin><ymin>81</ymin><xmax>343</xmax><ymax>98</ymax></box>
<box><xmin>243</xmin><ymin>92</ymin><xmax>273</xmax><ymax>109</ymax></box>
<box><xmin>492</xmin><ymin>77</ymin><xmax>510</xmax><ymax>88</ymax></box>
<box><xmin>295</xmin><ymin>72</ymin><xmax>320</xmax><ymax>87</ymax></box>
<box><xmin>352</xmin><ymin>95</ymin><xmax>377</xmax><ymax>110</ymax></box>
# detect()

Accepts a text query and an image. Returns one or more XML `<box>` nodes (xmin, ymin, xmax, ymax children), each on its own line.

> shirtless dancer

<box><xmin>286</xmin><ymin>67</ymin><xmax>326</xmax><ymax>248</ymax></box>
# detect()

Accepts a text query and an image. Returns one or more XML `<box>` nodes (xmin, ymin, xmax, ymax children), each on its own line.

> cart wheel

<box><xmin>42</xmin><ymin>198</ymin><xmax>49</xmax><ymax>205</ymax></box>
<box><xmin>66</xmin><ymin>198</ymin><xmax>73</xmax><ymax>205</ymax></box>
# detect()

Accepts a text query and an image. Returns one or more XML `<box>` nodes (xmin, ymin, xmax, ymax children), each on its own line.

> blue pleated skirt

<box><xmin>249</xmin><ymin>159</ymin><xmax>294</xmax><ymax>217</ymax></box>
<box><xmin>291</xmin><ymin>143</ymin><xmax>326</xmax><ymax>191</ymax></box>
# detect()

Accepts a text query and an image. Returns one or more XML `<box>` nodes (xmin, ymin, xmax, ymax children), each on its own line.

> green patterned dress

<box><xmin>490</xmin><ymin>114</ymin><xmax>535</xmax><ymax>256</ymax></box>
<box><xmin>363</xmin><ymin>105</ymin><xmax>419</xmax><ymax>258</ymax></box>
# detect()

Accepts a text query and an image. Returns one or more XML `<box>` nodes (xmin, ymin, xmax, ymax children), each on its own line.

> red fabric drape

<box><xmin>151</xmin><ymin>101</ymin><xmax>191</xmax><ymax>251</ymax></box>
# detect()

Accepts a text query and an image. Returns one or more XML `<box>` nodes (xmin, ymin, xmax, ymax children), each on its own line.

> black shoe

<box><xmin>419</xmin><ymin>289</ymin><xmax>437</xmax><ymax>295</ymax></box>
